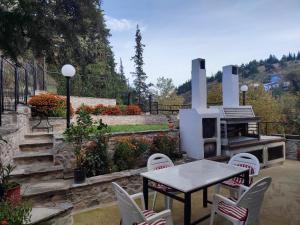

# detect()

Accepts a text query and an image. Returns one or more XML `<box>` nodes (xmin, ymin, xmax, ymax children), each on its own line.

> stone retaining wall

<box><xmin>25</xmin><ymin>168</ymin><xmax>145</xmax><ymax>211</ymax></box>
<box><xmin>34</xmin><ymin>91</ymin><xmax>116</xmax><ymax>109</ymax></box>
<box><xmin>0</xmin><ymin>105</ymin><xmax>31</xmax><ymax>164</ymax></box>
<box><xmin>107</xmin><ymin>129</ymin><xmax>179</xmax><ymax>157</ymax></box>
<box><xmin>286</xmin><ymin>138</ymin><xmax>300</xmax><ymax>160</ymax></box>
<box><xmin>53</xmin><ymin>130</ymin><xmax>180</xmax><ymax>176</ymax></box>
<box><xmin>70</xmin><ymin>96</ymin><xmax>116</xmax><ymax>109</ymax></box>
<box><xmin>87</xmin><ymin>114</ymin><xmax>170</xmax><ymax>126</ymax></box>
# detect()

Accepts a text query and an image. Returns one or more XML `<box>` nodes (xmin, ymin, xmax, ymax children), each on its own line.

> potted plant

<box><xmin>73</xmin><ymin>146</ymin><xmax>87</xmax><ymax>184</ymax></box>
<box><xmin>0</xmin><ymin>162</ymin><xmax>21</xmax><ymax>205</ymax></box>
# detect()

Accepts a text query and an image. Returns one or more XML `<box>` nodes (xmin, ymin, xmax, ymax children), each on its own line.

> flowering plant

<box><xmin>28</xmin><ymin>93</ymin><xmax>74</xmax><ymax>117</ymax></box>
<box><xmin>125</xmin><ymin>105</ymin><xmax>142</xmax><ymax>115</ymax></box>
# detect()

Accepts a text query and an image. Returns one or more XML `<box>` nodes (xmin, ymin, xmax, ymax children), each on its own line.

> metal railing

<box><xmin>149</xmin><ymin>102</ymin><xmax>222</xmax><ymax>114</ymax></box>
<box><xmin>0</xmin><ymin>56</ymin><xmax>46</xmax><ymax>126</ymax></box>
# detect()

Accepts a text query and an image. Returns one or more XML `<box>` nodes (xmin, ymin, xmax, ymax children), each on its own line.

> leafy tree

<box><xmin>0</xmin><ymin>1</ymin><xmax>128</xmax><ymax>101</ymax></box>
<box><xmin>177</xmin><ymin>80</ymin><xmax>191</xmax><ymax>95</ymax></box>
<box><xmin>156</xmin><ymin>76</ymin><xmax>175</xmax><ymax>97</ymax></box>
<box><xmin>207</xmin><ymin>83</ymin><xmax>222</xmax><ymax>104</ymax></box>
<box><xmin>286</xmin><ymin>72</ymin><xmax>300</xmax><ymax>92</ymax></box>
<box><xmin>246</xmin><ymin>85</ymin><xmax>282</xmax><ymax>125</ymax></box>
<box><xmin>279</xmin><ymin>93</ymin><xmax>300</xmax><ymax>134</ymax></box>
<box><xmin>131</xmin><ymin>25</ymin><xmax>148</xmax><ymax>104</ymax></box>
<box><xmin>155</xmin><ymin>76</ymin><xmax>183</xmax><ymax>106</ymax></box>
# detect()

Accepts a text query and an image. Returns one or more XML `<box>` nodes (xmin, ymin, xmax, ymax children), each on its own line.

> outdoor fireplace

<box><xmin>179</xmin><ymin>59</ymin><xmax>221</xmax><ymax>159</ymax></box>
<box><xmin>180</xmin><ymin>58</ymin><xmax>285</xmax><ymax>167</ymax></box>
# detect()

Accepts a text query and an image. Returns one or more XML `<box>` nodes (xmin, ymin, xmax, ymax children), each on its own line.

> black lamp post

<box><xmin>61</xmin><ymin>64</ymin><xmax>76</xmax><ymax>128</ymax></box>
<box><xmin>240</xmin><ymin>84</ymin><xmax>248</xmax><ymax>106</ymax></box>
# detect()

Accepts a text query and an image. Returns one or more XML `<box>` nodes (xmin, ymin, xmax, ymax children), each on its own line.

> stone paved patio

<box><xmin>73</xmin><ymin>160</ymin><xmax>300</xmax><ymax>225</ymax></box>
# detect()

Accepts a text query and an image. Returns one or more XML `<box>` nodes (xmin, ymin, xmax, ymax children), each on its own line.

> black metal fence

<box><xmin>149</xmin><ymin>101</ymin><xmax>222</xmax><ymax>114</ymax></box>
<box><xmin>0</xmin><ymin>56</ymin><xmax>46</xmax><ymax>125</ymax></box>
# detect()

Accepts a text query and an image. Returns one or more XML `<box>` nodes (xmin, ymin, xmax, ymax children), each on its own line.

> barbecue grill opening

<box><xmin>268</xmin><ymin>146</ymin><xmax>284</xmax><ymax>161</ymax></box>
<box><xmin>202</xmin><ymin>118</ymin><xmax>217</xmax><ymax>138</ymax></box>
<box><xmin>204</xmin><ymin>142</ymin><xmax>217</xmax><ymax>158</ymax></box>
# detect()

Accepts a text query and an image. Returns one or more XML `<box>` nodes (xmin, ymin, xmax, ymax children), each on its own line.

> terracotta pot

<box><xmin>1</xmin><ymin>219</ymin><xmax>9</xmax><ymax>225</ymax></box>
<box><xmin>168</xmin><ymin>121</ymin><xmax>174</xmax><ymax>129</ymax></box>
<box><xmin>5</xmin><ymin>184</ymin><xmax>21</xmax><ymax>205</ymax></box>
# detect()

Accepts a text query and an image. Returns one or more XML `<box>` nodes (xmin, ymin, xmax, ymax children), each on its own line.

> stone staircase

<box><xmin>11</xmin><ymin>132</ymin><xmax>65</xmax><ymax>190</ymax></box>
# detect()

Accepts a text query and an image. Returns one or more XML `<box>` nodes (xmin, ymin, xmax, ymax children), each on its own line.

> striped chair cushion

<box><xmin>136</xmin><ymin>210</ymin><xmax>166</xmax><ymax>225</ymax></box>
<box><xmin>222</xmin><ymin>164</ymin><xmax>255</xmax><ymax>187</ymax></box>
<box><xmin>218</xmin><ymin>201</ymin><xmax>248</xmax><ymax>224</ymax></box>
<box><xmin>153</xmin><ymin>164</ymin><xmax>175</xmax><ymax>192</ymax></box>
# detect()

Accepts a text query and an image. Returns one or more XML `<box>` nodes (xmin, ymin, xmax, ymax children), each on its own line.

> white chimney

<box><xmin>192</xmin><ymin>58</ymin><xmax>207</xmax><ymax>110</ymax></box>
<box><xmin>222</xmin><ymin>65</ymin><xmax>239</xmax><ymax>107</ymax></box>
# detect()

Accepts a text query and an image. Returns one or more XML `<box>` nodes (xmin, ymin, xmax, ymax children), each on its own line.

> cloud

<box><xmin>105</xmin><ymin>15</ymin><xmax>137</xmax><ymax>32</ymax></box>
<box><xmin>105</xmin><ymin>15</ymin><xmax>147</xmax><ymax>32</ymax></box>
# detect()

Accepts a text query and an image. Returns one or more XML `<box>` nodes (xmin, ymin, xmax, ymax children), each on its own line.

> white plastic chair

<box><xmin>147</xmin><ymin>153</ymin><xmax>176</xmax><ymax>210</ymax></box>
<box><xmin>210</xmin><ymin>177</ymin><xmax>272</xmax><ymax>225</ymax></box>
<box><xmin>215</xmin><ymin>153</ymin><xmax>260</xmax><ymax>196</ymax></box>
<box><xmin>112</xmin><ymin>182</ymin><xmax>173</xmax><ymax>225</ymax></box>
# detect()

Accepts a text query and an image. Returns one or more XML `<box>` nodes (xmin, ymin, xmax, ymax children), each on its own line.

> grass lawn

<box><xmin>109</xmin><ymin>124</ymin><xmax>169</xmax><ymax>133</ymax></box>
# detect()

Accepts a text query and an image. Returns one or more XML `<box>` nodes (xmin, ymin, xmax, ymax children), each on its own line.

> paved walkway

<box><xmin>73</xmin><ymin>160</ymin><xmax>300</xmax><ymax>225</ymax></box>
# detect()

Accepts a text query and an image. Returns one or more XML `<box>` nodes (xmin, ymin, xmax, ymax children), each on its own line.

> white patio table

<box><xmin>141</xmin><ymin>159</ymin><xmax>250</xmax><ymax>225</ymax></box>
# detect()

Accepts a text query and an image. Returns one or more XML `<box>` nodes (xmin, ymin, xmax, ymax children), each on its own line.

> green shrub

<box><xmin>113</xmin><ymin>138</ymin><xmax>150</xmax><ymax>171</ymax></box>
<box><xmin>83</xmin><ymin>123</ymin><xmax>111</xmax><ymax>177</ymax></box>
<box><xmin>0</xmin><ymin>201</ymin><xmax>32</xmax><ymax>225</ymax></box>
<box><xmin>150</xmin><ymin>135</ymin><xmax>181</xmax><ymax>160</ymax></box>
<box><xmin>64</xmin><ymin>111</ymin><xmax>111</xmax><ymax>173</ymax></box>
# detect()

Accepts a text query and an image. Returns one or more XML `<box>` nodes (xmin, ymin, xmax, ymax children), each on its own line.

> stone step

<box><xmin>19</xmin><ymin>141</ymin><xmax>54</xmax><ymax>153</ymax></box>
<box><xmin>22</xmin><ymin>179</ymin><xmax>72</xmax><ymax>206</ymax></box>
<box><xmin>13</xmin><ymin>152</ymin><xmax>54</xmax><ymax>166</ymax></box>
<box><xmin>30</xmin><ymin>203</ymin><xmax>73</xmax><ymax>225</ymax></box>
<box><xmin>11</xmin><ymin>165</ymin><xmax>64</xmax><ymax>183</ymax></box>
<box><xmin>24</xmin><ymin>133</ymin><xmax>54</xmax><ymax>142</ymax></box>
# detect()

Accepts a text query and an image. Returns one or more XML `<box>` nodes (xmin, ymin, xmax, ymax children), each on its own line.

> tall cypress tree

<box><xmin>131</xmin><ymin>25</ymin><xmax>148</xmax><ymax>104</ymax></box>
<box><xmin>119</xmin><ymin>58</ymin><xmax>125</xmax><ymax>80</ymax></box>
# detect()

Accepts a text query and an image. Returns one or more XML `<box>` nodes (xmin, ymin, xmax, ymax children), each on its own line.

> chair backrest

<box><xmin>112</xmin><ymin>182</ymin><xmax>145</xmax><ymax>225</ymax></box>
<box><xmin>237</xmin><ymin>177</ymin><xmax>272</xmax><ymax>223</ymax></box>
<box><xmin>229</xmin><ymin>153</ymin><xmax>260</xmax><ymax>176</ymax></box>
<box><xmin>147</xmin><ymin>153</ymin><xmax>174</xmax><ymax>171</ymax></box>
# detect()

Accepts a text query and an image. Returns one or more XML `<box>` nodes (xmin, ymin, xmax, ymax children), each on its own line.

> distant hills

<box><xmin>177</xmin><ymin>52</ymin><xmax>300</xmax><ymax>103</ymax></box>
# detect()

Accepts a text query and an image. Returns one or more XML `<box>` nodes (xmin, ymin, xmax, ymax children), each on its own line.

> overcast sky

<box><xmin>102</xmin><ymin>0</ymin><xmax>300</xmax><ymax>86</ymax></box>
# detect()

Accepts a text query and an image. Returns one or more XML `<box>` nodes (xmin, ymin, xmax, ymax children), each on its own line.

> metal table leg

<box><xmin>244</xmin><ymin>170</ymin><xmax>250</xmax><ymax>186</ymax></box>
<box><xmin>203</xmin><ymin>187</ymin><xmax>208</xmax><ymax>208</ymax></box>
<box><xmin>184</xmin><ymin>192</ymin><xmax>191</xmax><ymax>225</ymax></box>
<box><xmin>143</xmin><ymin>177</ymin><xmax>149</xmax><ymax>210</ymax></box>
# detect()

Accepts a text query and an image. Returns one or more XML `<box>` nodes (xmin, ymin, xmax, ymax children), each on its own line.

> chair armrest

<box><xmin>146</xmin><ymin>209</ymin><xmax>172</xmax><ymax>225</ymax></box>
<box><xmin>237</xmin><ymin>185</ymin><xmax>250</xmax><ymax>198</ymax></box>
<box><xmin>131</xmin><ymin>192</ymin><xmax>145</xmax><ymax>210</ymax></box>
<box><xmin>213</xmin><ymin>194</ymin><xmax>237</xmax><ymax>206</ymax></box>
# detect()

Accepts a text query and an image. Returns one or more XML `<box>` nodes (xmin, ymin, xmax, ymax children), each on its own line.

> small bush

<box><xmin>93</xmin><ymin>104</ymin><xmax>106</xmax><ymax>115</ymax></box>
<box><xmin>150</xmin><ymin>135</ymin><xmax>181</xmax><ymax>159</ymax></box>
<box><xmin>76</xmin><ymin>104</ymin><xmax>94</xmax><ymax>114</ymax></box>
<box><xmin>28</xmin><ymin>93</ymin><xmax>74</xmax><ymax>117</ymax></box>
<box><xmin>102</xmin><ymin>106</ymin><xmax>122</xmax><ymax>115</ymax></box>
<box><xmin>119</xmin><ymin>105</ymin><xmax>127</xmax><ymax>115</ymax></box>
<box><xmin>113</xmin><ymin>138</ymin><xmax>150</xmax><ymax>171</ymax></box>
<box><xmin>74</xmin><ymin>104</ymin><xmax>142</xmax><ymax>115</ymax></box>
<box><xmin>84</xmin><ymin>138</ymin><xmax>111</xmax><ymax>177</ymax></box>
<box><xmin>125</xmin><ymin>105</ymin><xmax>142</xmax><ymax>115</ymax></box>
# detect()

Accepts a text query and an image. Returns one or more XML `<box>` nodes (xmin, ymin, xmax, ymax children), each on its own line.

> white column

<box><xmin>192</xmin><ymin>58</ymin><xmax>207</xmax><ymax>110</ymax></box>
<box><xmin>222</xmin><ymin>65</ymin><xmax>239</xmax><ymax>107</ymax></box>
